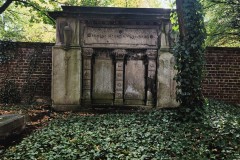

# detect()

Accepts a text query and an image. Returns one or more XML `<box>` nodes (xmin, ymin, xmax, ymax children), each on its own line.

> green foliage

<box><xmin>0</xmin><ymin>41</ymin><xmax>21</xmax><ymax>104</ymax></box>
<box><xmin>202</xmin><ymin>0</ymin><xmax>240</xmax><ymax>47</ymax></box>
<box><xmin>1</xmin><ymin>100</ymin><xmax>240</xmax><ymax>159</ymax></box>
<box><xmin>0</xmin><ymin>41</ymin><xmax>43</xmax><ymax>104</ymax></box>
<box><xmin>0</xmin><ymin>41</ymin><xmax>17</xmax><ymax>63</ymax></box>
<box><xmin>0</xmin><ymin>80</ymin><xmax>21</xmax><ymax>104</ymax></box>
<box><xmin>174</xmin><ymin>0</ymin><xmax>206</xmax><ymax>108</ymax></box>
<box><xmin>0</xmin><ymin>0</ymin><xmax>163</xmax><ymax>42</ymax></box>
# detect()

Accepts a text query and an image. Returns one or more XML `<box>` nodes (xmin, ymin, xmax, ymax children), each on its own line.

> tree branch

<box><xmin>0</xmin><ymin>0</ymin><xmax>14</xmax><ymax>14</ymax></box>
<box><xmin>12</xmin><ymin>0</ymin><xmax>55</xmax><ymax>24</ymax></box>
<box><xmin>0</xmin><ymin>0</ymin><xmax>55</xmax><ymax>24</ymax></box>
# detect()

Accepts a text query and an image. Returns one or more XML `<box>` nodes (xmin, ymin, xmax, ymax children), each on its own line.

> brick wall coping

<box><xmin>0</xmin><ymin>41</ymin><xmax>54</xmax><ymax>47</ymax></box>
<box><xmin>206</xmin><ymin>47</ymin><xmax>240</xmax><ymax>52</ymax></box>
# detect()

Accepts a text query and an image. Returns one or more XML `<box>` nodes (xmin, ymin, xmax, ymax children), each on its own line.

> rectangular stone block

<box><xmin>0</xmin><ymin>114</ymin><xmax>26</xmax><ymax>139</ymax></box>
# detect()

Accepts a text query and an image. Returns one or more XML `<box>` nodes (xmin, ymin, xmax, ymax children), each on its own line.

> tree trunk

<box><xmin>176</xmin><ymin>0</ymin><xmax>186</xmax><ymax>39</ymax></box>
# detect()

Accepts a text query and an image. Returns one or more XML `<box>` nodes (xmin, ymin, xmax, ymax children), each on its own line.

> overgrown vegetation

<box><xmin>0</xmin><ymin>41</ymin><xmax>16</xmax><ymax>64</ymax></box>
<box><xmin>0</xmin><ymin>41</ymin><xmax>45</xmax><ymax>104</ymax></box>
<box><xmin>174</xmin><ymin>0</ymin><xmax>206</xmax><ymax>109</ymax></box>
<box><xmin>1</xmin><ymin>100</ymin><xmax>239</xmax><ymax>159</ymax></box>
<box><xmin>0</xmin><ymin>80</ymin><xmax>21</xmax><ymax>104</ymax></box>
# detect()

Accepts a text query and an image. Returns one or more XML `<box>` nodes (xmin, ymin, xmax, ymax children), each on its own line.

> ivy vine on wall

<box><xmin>174</xmin><ymin>0</ymin><xmax>206</xmax><ymax>109</ymax></box>
<box><xmin>0</xmin><ymin>41</ymin><xmax>21</xmax><ymax>103</ymax></box>
<box><xmin>0</xmin><ymin>41</ymin><xmax>43</xmax><ymax>104</ymax></box>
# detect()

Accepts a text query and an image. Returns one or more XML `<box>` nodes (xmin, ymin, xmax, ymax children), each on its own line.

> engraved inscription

<box><xmin>84</xmin><ymin>27</ymin><xmax>158</xmax><ymax>46</ymax></box>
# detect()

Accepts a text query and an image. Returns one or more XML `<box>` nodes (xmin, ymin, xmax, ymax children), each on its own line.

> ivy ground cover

<box><xmin>1</xmin><ymin>101</ymin><xmax>240</xmax><ymax>159</ymax></box>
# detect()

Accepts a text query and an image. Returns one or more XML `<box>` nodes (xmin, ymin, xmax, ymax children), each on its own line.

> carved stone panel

<box><xmin>56</xmin><ymin>18</ymin><xmax>79</xmax><ymax>46</ymax></box>
<box><xmin>83</xmin><ymin>59</ymin><xmax>91</xmax><ymax>69</ymax></box>
<box><xmin>124</xmin><ymin>60</ymin><xmax>145</xmax><ymax>101</ymax></box>
<box><xmin>92</xmin><ymin>59</ymin><xmax>114</xmax><ymax>100</ymax></box>
<box><xmin>116</xmin><ymin>61</ymin><xmax>124</xmax><ymax>70</ymax></box>
<box><xmin>83</xmin><ymin>26</ymin><xmax>159</xmax><ymax>48</ymax></box>
<box><xmin>116</xmin><ymin>71</ymin><xmax>123</xmax><ymax>81</ymax></box>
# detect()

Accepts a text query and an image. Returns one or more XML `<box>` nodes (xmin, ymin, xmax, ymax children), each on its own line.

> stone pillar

<box><xmin>156</xmin><ymin>21</ymin><xmax>179</xmax><ymax>108</ymax></box>
<box><xmin>52</xmin><ymin>47</ymin><xmax>82</xmax><ymax>111</ymax></box>
<box><xmin>52</xmin><ymin>18</ymin><xmax>82</xmax><ymax>111</ymax></box>
<box><xmin>114</xmin><ymin>49</ymin><xmax>126</xmax><ymax>105</ymax></box>
<box><xmin>82</xmin><ymin>48</ymin><xmax>93</xmax><ymax>105</ymax></box>
<box><xmin>146</xmin><ymin>49</ymin><xmax>157</xmax><ymax>106</ymax></box>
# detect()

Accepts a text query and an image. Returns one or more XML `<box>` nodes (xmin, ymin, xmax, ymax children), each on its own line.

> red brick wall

<box><xmin>0</xmin><ymin>42</ymin><xmax>239</xmax><ymax>105</ymax></box>
<box><xmin>0</xmin><ymin>42</ymin><xmax>54</xmax><ymax>103</ymax></box>
<box><xmin>202</xmin><ymin>47</ymin><xmax>240</xmax><ymax>104</ymax></box>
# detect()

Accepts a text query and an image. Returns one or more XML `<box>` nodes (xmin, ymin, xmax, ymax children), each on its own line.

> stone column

<box><xmin>146</xmin><ymin>49</ymin><xmax>157</xmax><ymax>106</ymax></box>
<box><xmin>156</xmin><ymin>21</ymin><xmax>179</xmax><ymax>108</ymax></box>
<box><xmin>82</xmin><ymin>48</ymin><xmax>93</xmax><ymax>105</ymax></box>
<box><xmin>114</xmin><ymin>49</ymin><xmax>126</xmax><ymax>105</ymax></box>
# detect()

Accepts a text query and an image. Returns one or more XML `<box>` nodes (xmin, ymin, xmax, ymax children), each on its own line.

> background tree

<box><xmin>0</xmin><ymin>0</ymin><xmax>162</xmax><ymax>42</ymax></box>
<box><xmin>203</xmin><ymin>0</ymin><xmax>240</xmax><ymax>47</ymax></box>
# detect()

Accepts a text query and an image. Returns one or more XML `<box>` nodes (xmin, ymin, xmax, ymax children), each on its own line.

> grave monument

<box><xmin>48</xmin><ymin>6</ymin><xmax>178</xmax><ymax>111</ymax></box>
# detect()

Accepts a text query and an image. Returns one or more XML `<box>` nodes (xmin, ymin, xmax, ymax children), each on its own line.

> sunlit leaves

<box><xmin>203</xmin><ymin>0</ymin><xmax>240</xmax><ymax>47</ymax></box>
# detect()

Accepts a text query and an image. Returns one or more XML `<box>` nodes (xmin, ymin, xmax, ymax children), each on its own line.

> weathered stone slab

<box><xmin>92</xmin><ymin>59</ymin><xmax>114</xmax><ymax>101</ymax></box>
<box><xmin>52</xmin><ymin>47</ymin><xmax>82</xmax><ymax>111</ymax></box>
<box><xmin>83</xmin><ymin>26</ymin><xmax>158</xmax><ymax>48</ymax></box>
<box><xmin>124</xmin><ymin>60</ymin><xmax>145</xmax><ymax>105</ymax></box>
<box><xmin>0</xmin><ymin>114</ymin><xmax>26</xmax><ymax>139</ymax></box>
<box><xmin>157</xmin><ymin>52</ymin><xmax>179</xmax><ymax>108</ymax></box>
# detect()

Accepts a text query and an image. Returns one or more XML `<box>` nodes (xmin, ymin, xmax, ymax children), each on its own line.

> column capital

<box><xmin>113</xmin><ymin>49</ymin><xmax>126</xmax><ymax>59</ymax></box>
<box><xmin>82</xmin><ymin>48</ymin><xmax>94</xmax><ymax>57</ymax></box>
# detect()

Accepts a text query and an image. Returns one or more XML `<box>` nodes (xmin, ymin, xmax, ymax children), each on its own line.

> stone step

<box><xmin>0</xmin><ymin>114</ymin><xmax>26</xmax><ymax>139</ymax></box>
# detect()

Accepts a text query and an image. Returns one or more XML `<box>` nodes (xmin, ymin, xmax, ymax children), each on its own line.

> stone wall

<box><xmin>0</xmin><ymin>42</ymin><xmax>54</xmax><ymax>103</ymax></box>
<box><xmin>0</xmin><ymin>42</ymin><xmax>239</xmax><ymax>105</ymax></box>
<box><xmin>202</xmin><ymin>47</ymin><xmax>240</xmax><ymax>104</ymax></box>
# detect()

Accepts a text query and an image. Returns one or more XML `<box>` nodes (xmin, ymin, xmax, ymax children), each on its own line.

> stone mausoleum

<box><xmin>48</xmin><ymin>6</ymin><xmax>178</xmax><ymax>111</ymax></box>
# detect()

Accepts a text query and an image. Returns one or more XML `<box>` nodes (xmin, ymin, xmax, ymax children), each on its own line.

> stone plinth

<box><xmin>0</xmin><ymin>114</ymin><xmax>26</xmax><ymax>139</ymax></box>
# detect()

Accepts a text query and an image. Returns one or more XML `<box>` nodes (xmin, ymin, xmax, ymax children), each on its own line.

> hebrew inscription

<box><xmin>83</xmin><ymin>27</ymin><xmax>158</xmax><ymax>47</ymax></box>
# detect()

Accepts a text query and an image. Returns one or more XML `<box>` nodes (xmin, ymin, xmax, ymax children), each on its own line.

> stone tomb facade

<box><xmin>49</xmin><ymin>6</ymin><xmax>178</xmax><ymax>111</ymax></box>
